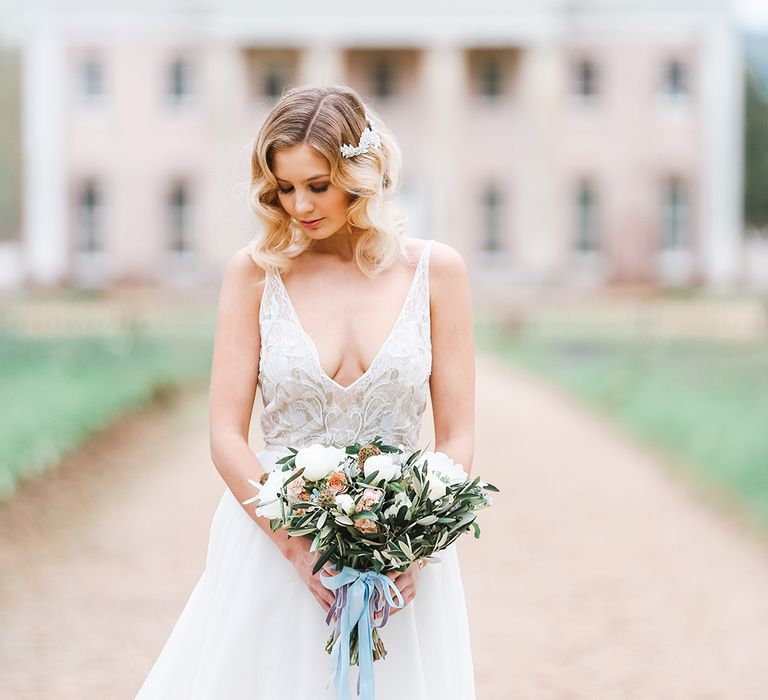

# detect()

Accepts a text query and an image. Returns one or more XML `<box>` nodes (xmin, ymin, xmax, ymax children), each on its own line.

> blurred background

<box><xmin>1</xmin><ymin>0</ymin><xmax>767</xmax><ymax>698</ymax></box>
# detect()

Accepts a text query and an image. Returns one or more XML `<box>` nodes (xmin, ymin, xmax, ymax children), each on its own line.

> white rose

<box><xmin>295</xmin><ymin>444</ymin><xmax>346</xmax><ymax>481</ymax></box>
<box><xmin>425</xmin><ymin>471</ymin><xmax>448</xmax><ymax>500</ymax></box>
<box><xmin>383</xmin><ymin>490</ymin><xmax>412</xmax><ymax>519</ymax></box>
<box><xmin>363</xmin><ymin>454</ymin><xmax>402</xmax><ymax>485</ymax></box>
<box><xmin>335</xmin><ymin>493</ymin><xmax>355</xmax><ymax>515</ymax></box>
<box><xmin>418</xmin><ymin>451</ymin><xmax>468</xmax><ymax>485</ymax></box>
<box><xmin>255</xmin><ymin>469</ymin><xmax>290</xmax><ymax>519</ymax></box>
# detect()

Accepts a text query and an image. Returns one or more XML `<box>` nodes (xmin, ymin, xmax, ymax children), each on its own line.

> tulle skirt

<box><xmin>134</xmin><ymin>449</ymin><xmax>476</xmax><ymax>699</ymax></box>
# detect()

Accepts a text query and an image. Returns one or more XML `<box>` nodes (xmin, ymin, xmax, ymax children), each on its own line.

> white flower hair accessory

<box><xmin>339</xmin><ymin>115</ymin><xmax>382</xmax><ymax>158</ymax></box>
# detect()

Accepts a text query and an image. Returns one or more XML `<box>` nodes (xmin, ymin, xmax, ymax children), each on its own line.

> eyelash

<box><xmin>278</xmin><ymin>184</ymin><xmax>329</xmax><ymax>195</ymax></box>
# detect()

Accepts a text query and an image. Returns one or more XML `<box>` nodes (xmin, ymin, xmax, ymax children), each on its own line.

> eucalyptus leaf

<box><xmin>311</xmin><ymin>546</ymin><xmax>337</xmax><ymax>576</ymax></box>
<box><xmin>282</xmin><ymin>468</ymin><xmax>306</xmax><ymax>488</ymax></box>
<box><xmin>287</xmin><ymin>528</ymin><xmax>316</xmax><ymax>537</ymax></box>
<box><xmin>352</xmin><ymin>510</ymin><xmax>378</xmax><ymax>521</ymax></box>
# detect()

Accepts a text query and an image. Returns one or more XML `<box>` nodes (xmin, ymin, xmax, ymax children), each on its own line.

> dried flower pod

<box><xmin>317</xmin><ymin>489</ymin><xmax>337</xmax><ymax>506</ymax></box>
<box><xmin>357</xmin><ymin>444</ymin><xmax>382</xmax><ymax>468</ymax></box>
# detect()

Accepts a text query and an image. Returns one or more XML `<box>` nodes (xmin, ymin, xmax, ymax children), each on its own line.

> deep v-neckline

<box><xmin>274</xmin><ymin>243</ymin><xmax>428</xmax><ymax>392</ymax></box>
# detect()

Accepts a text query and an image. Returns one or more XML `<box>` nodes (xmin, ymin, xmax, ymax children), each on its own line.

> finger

<box><xmin>315</xmin><ymin>585</ymin><xmax>334</xmax><ymax>607</ymax></box>
<box><xmin>391</xmin><ymin>597</ymin><xmax>409</xmax><ymax>616</ymax></box>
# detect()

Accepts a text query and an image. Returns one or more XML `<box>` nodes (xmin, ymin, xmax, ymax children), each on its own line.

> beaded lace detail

<box><xmin>258</xmin><ymin>240</ymin><xmax>434</xmax><ymax>452</ymax></box>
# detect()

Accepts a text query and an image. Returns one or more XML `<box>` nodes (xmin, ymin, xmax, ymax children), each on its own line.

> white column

<box><xmin>516</xmin><ymin>39</ymin><xmax>562</xmax><ymax>283</ymax></box>
<box><xmin>700</xmin><ymin>18</ymin><xmax>743</xmax><ymax>289</ymax></box>
<box><xmin>21</xmin><ymin>27</ymin><xmax>68</xmax><ymax>286</ymax></box>
<box><xmin>422</xmin><ymin>42</ymin><xmax>465</xmax><ymax>253</ymax></box>
<box><xmin>298</xmin><ymin>44</ymin><xmax>344</xmax><ymax>86</ymax></box>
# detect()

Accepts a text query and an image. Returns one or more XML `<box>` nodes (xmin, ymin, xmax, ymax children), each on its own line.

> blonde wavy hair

<box><xmin>247</xmin><ymin>84</ymin><xmax>408</xmax><ymax>277</ymax></box>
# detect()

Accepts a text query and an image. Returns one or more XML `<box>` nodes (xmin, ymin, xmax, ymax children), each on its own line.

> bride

<box><xmin>135</xmin><ymin>84</ymin><xmax>477</xmax><ymax>699</ymax></box>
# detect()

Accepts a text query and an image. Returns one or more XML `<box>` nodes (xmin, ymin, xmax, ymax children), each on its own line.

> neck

<box><xmin>309</xmin><ymin>229</ymin><xmax>355</xmax><ymax>262</ymax></box>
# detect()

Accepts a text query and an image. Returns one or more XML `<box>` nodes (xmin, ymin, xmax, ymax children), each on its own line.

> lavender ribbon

<box><xmin>320</xmin><ymin>565</ymin><xmax>404</xmax><ymax>700</ymax></box>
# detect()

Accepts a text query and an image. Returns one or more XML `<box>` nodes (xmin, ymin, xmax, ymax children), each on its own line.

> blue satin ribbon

<box><xmin>320</xmin><ymin>565</ymin><xmax>404</xmax><ymax>700</ymax></box>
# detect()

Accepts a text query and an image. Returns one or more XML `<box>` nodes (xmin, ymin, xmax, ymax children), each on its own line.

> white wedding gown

<box><xmin>135</xmin><ymin>239</ymin><xmax>477</xmax><ymax>699</ymax></box>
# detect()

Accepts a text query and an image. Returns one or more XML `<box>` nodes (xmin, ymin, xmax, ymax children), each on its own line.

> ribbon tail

<box><xmin>332</xmin><ymin>601</ymin><xmax>353</xmax><ymax>700</ymax></box>
<box><xmin>356</xmin><ymin>582</ymin><xmax>377</xmax><ymax>700</ymax></box>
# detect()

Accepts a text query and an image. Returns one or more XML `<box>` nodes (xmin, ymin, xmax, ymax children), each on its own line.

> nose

<box><xmin>294</xmin><ymin>189</ymin><xmax>315</xmax><ymax>217</ymax></box>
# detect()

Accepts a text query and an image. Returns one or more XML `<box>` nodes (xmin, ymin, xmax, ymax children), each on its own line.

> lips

<box><xmin>301</xmin><ymin>218</ymin><xmax>323</xmax><ymax>224</ymax></box>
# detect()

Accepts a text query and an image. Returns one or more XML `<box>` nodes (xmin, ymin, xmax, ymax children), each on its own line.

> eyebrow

<box><xmin>275</xmin><ymin>174</ymin><xmax>329</xmax><ymax>184</ymax></box>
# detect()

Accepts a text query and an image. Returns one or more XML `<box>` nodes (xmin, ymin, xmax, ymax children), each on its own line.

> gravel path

<box><xmin>2</xmin><ymin>356</ymin><xmax>768</xmax><ymax>698</ymax></box>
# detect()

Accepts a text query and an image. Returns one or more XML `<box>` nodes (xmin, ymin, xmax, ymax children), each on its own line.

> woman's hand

<box><xmin>384</xmin><ymin>560</ymin><xmax>425</xmax><ymax>617</ymax></box>
<box><xmin>285</xmin><ymin>537</ymin><xmax>337</xmax><ymax>614</ymax></box>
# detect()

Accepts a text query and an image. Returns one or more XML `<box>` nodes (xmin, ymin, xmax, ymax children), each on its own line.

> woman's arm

<box><xmin>210</xmin><ymin>248</ymin><xmax>337</xmax><ymax>612</ymax></box>
<box><xmin>209</xmin><ymin>248</ymin><xmax>337</xmax><ymax>611</ymax></box>
<box><xmin>428</xmin><ymin>241</ymin><xmax>476</xmax><ymax>476</ymax></box>
<box><xmin>388</xmin><ymin>241</ymin><xmax>476</xmax><ymax>603</ymax></box>
<box><xmin>208</xmin><ymin>247</ymin><xmax>295</xmax><ymax>559</ymax></box>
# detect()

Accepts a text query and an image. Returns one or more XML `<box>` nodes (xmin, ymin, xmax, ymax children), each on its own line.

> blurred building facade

<box><xmin>0</xmin><ymin>0</ymin><xmax>751</xmax><ymax>293</ymax></box>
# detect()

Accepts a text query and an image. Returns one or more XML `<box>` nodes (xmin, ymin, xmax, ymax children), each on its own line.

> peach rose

<box><xmin>353</xmin><ymin>518</ymin><xmax>379</xmax><ymax>534</ymax></box>
<box><xmin>286</xmin><ymin>476</ymin><xmax>307</xmax><ymax>502</ymax></box>
<box><xmin>356</xmin><ymin>487</ymin><xmax>383</xmax><ymax>512</ymax></box>
<box><xmin>326</xmin><ymin>471</ymin><xmax>349</xmax><ymax>493</ymax></box>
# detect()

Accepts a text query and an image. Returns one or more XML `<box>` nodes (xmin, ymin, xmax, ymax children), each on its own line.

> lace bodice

<box><xmin>257</xmin><ymin>239</ymin><xmax>434</xmax><ymax>452</ymax></box>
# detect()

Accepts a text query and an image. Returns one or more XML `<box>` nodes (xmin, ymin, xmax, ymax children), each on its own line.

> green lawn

<box><xmin>0</xmin><ymin>325</ymin><xmax>214</xmax><ymax>500</ymax></box>
<box><xmin>477</xmin><ymin>322</ymin><xmax>768</xmax><ymax>526</ymax></box>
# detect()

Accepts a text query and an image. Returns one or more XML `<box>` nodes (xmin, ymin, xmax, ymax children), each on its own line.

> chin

<box><xmin>306</xmin><ymin>224</ymin><xmax>347</xmax><ymax>240</ymax></box>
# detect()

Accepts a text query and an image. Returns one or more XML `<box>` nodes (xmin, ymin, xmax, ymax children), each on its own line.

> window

<box><xmin>372</xmin><ymin>56</ymin><xmax>395</xmax><ymax>99</ymax></box>
<box><xmin>661</xmin><ymin>178</ymin><xmax>689</xmax><ymax>249</ymax></box>
<box><xmin>573</xmin><ymin>58</ymin><xmax>598</xmax><ymax>101</ymax></box>
<box><xmin>482</xmin><ymin>185</ymin><xmax>502</xmax><ymax>253</ymax></box>
<box><xmin>575</xmin><ymin>179</ymin><xmax>599</xmax><ymax>252</ymax></box>
<box><xmin>169</xmin><ymin>58</ymin><xmax>193</xmax><ymax>104</ymax></box>
<box><xmin>661</xmin><ymin>59</ymin><xmax>689</xmax><ymax>100</ymax></box>
<box><xmin>244</xmin><ymin>49</ymin><xmax>298</xmax><ymax>102</ymax></box>
<box><xmin>169</xmin><ymin>182</ymin><xmax>192</xmax><ymax>253</ymax></box>
<box><xmin>80</xmin><ymin>56</ymin><xmax>104</xmax><ymax>102</ymax></box>
<box><xmin>77</xmin><ymin>181</ymin><xmax>102</xmax><ymax>253</ymax></box>
<box><xmin>264</xmin><ymin>62</ymin><xmax>284</xmax><ymax>100</ymax></box>
<box><xmin>480</xmin><ymin>54</ymin><xmax>502</xmax><ymax>98</ymax></box>
<box><xmin>468</xmin><ymin>48</ymin><xmax>522</xmax><ymax>101</ymax></box>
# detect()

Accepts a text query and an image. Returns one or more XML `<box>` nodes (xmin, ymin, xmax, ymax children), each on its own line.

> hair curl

<box><xmin>247</xmin><ymin>84</ymin><xmax>408</xmax><ymax>277</ymax></box>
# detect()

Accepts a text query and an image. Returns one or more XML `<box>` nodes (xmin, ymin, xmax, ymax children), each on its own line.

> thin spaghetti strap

<box><xmin>419</xmin><ymin>238</ymin><xmax>434</xmax><ymax>273</ymax></box>
<box><xmin>420</xmin><ymin>239</ymin><xmax>434</xmax><ymax>286</ymax></box>
<box><xmin>258</xmin><ymin>269</ymin><xmax>277</xmax><ymax>327</ymax></box>
<box><xmin>419</xmin><ymin>239</ymin><xmax>435</xmax><ymax>334</ymax></box>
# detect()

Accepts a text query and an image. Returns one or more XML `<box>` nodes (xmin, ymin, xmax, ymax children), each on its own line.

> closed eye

<box><xmin>278</xmin><ymin>184</ymin><xmax>329</xmax><ymax>194</ymax></box>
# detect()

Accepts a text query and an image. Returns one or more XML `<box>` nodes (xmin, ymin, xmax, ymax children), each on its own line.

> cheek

<box><xmin>276</xmin><ymin>194</ymin><xmax>292</xmax><ymax>213</ymax></box>
<box><xmin>329</xmin><ymin>192</ymin><xmax>352</xmax><ymax>215</ymax></box>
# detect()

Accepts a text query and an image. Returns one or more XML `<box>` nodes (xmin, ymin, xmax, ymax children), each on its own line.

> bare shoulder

<box><xmin>226</xmin><ymin>246</ymin><xmax>267</xmax><ymax>280</ymax></box>
<box><xmin>221</xmin><ymin>247</ymin><xmax>268</xmax><ymax>300</ymax></box>
<box><xmin>403</xmin><ymin>237</ymin><xmax>466</xmax><ymax>273</ymax></box>
<box><xmin>425</xmin><ymin>240</ymin><xmax>470</xmax><ymax>304</ymax></box>
<box><xmin>427</xmin><ymin>240</ymin><xmax>467</xmax><ymax>276</ymax></box>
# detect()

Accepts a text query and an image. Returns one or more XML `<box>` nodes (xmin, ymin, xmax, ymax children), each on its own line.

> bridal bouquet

<box><xmin>242</xmin><ymin>438</ymin><xmax>497</xmax><ymax>699</ymax></box>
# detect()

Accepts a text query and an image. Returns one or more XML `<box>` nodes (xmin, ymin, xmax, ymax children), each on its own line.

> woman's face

<box><xmin>272</xmin><ymin>143</ymin><xmax>352</xmax><ymax>240</ymax></box>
